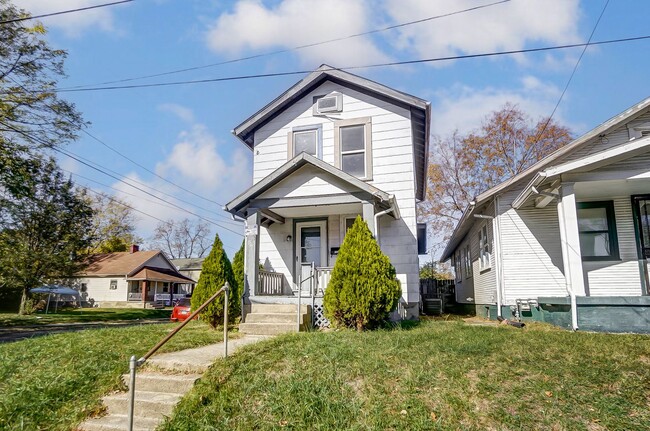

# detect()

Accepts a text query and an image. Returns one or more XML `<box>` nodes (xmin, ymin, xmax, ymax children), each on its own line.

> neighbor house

<box><xmin>225</xmin><ymin>65</ymin><xmax>430</xmax><ymax>331</ymax></box>
<box><xmin>170</xmin><ymin>257</ymin><xmax>204</xmax><ymax>294</ymax></box>
<box><xmin>442</xmin><ymin>97</ymin><xmax>650</xmax><ymax>333</ymax></box>
<box><xmin>69</xmin><ymin>246</ymin><xmax>196</xmax><ymax>308</ymax></box>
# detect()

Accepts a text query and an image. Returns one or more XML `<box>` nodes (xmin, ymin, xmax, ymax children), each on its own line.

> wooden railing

<box><xmin>258</xmin><ymin>270</ymin><xmax>284</xmax><ymax>295</ymax></box>
<box><xmin>315</xmin><ymin>267</ymin><xmax>333</xmax><ymax>296</ymax></box>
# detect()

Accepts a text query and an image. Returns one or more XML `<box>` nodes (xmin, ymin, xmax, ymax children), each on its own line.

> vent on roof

<box><xmin>313</xmin><ymin>93</ymin><xmax>342</xmax><ymax>115</ymax></box>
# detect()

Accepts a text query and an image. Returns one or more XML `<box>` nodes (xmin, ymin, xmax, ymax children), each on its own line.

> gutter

<box><xmin>511</xmin><ymin>172</ymin><xmax>547</xmax><ymax>209</ymax></box>
<box><xmin>374</xmin><ymin>195</ymin><xmax>399</xmax><ymax>239</ymax></box>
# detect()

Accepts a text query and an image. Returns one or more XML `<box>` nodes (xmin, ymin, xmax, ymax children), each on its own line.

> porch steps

<box><xmin>240</xmin><ymin>303</ymin><xmax>311</xmax><ymax>335</ymax></box>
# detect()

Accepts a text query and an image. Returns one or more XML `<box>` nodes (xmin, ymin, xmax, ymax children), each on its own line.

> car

<box><xmin>170</xmin><ymin>297</ymin><xmax>195</xmax><ymax>322</ymax></box>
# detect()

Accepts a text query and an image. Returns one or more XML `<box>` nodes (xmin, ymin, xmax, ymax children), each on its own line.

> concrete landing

<box><xmin>78</xmin><ymin>334</ymin><xmax>269</xmax><ymax>431</ymax></box>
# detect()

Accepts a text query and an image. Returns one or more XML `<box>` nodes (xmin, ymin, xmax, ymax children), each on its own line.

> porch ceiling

<box><xmin>574</xmin><ymin>178</ymin><xmax>650</xmax><ymax>199</ymax></box>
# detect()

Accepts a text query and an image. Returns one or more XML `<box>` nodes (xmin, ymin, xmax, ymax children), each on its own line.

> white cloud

<box><xmin>383</xmin><ymin>0</ymin><xmax>582</xmax><ymax>66</ymax></box>
<box><xmin>158</xmin><ymin>103</ymin><xmax>195</xmax><ymax>123</ymax></box>
<box><xmin>204</xmin><ymin>0</ymin><xmax>389</xmax><ymax>67</ymax></box>
<box><xmin>13</xmin><ymin>0</ymin><xmax>125</xmax><ymax>37</ymax></box>
<box><xmin>431</xmin><ymin>76</ymin><xmax>575</xmax><ymax>138</ymax></box>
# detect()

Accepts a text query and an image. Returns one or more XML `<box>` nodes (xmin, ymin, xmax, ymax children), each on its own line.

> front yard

<box><xmin>0</xmin><ymin>308</ymin><xmax>171</xmax><ymax>327</ymax></box>
<box><xmin>0</xmin><ymin>321</ymin><xmax>221</xmax><ymax>431</ymax></box>
<box><xmin>161</xmin><ymin>320</ymin><xmax>650</xmax><ymax>431</ymax></box>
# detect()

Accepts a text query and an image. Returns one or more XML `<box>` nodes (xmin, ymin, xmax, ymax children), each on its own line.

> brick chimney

<box><xmin>130</xmin><ymin>244</ymin><xmax>140</xmax><ymax>254</ymax></box>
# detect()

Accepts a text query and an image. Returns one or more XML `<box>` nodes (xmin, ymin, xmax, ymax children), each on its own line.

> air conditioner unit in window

<box><xmin>313</xmin><ymin>93</ymin><xmax>342</xmax><ymax>115</ymax></box>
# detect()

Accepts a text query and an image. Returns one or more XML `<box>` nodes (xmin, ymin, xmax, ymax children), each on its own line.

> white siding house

<box><xmin>442</xmin><ymin>97</ymin><xmax>650</xmax><ymax>333</ymax></box>
<box><xmin>226</xmin><ymin>65</ymin><xmax>430</xmax><ymax>324</ymax></box>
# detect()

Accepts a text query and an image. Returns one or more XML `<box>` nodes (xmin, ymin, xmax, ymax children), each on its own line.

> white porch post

<box><xmin>243</xmin><ymin>211</ymin><xmax>261</xmax><ymax>320</ymax></box>
<box><xmin>362</xmin><ymin>202</ymin><xmax>375</xmax><ymax>236</ymax></box>
<box><xmin>557</xmin><ymin>182</ymin><xmax>585</xmax><ymax>330</ymax></box>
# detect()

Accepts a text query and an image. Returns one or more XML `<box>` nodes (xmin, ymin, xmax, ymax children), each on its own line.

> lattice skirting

<box><xmin>312</xmin><ymin>304</ymin><xmax>330</xmax><ymax>328</ymax></box>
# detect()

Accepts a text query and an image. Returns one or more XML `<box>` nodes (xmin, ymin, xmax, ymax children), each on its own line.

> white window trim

<box><xmin>454</xmin><ymin>251</ymin><xmax>462</xmax><ymax>282</ymax></box>
<box><xmin>479</xmin><ymin>224</ymin><xmax>491</xmax><ymax>271</ymax></box>
<box><xmin>333</xmin><ymin>117</ymin><xmax>373</xmax><ymax>180</ymax></box>
<box><xmin>287</xmin><ymin>124</ymin><xmax>323</xmax><ymax>159</ymax></box>
<box><xmin>109</xmin><ymin>279</ymin><xmax>118</xmax><ymax>290</ymax></box>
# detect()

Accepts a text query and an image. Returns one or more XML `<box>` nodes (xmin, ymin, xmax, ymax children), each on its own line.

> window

<box><xmin>288</xmin><ymin>125</ymin><xmax>322</xmax><ymax>159</ymax></box>
<box><xmin>109</xmin><ymin>279</ymin><xmax>118</xmax><ymax>290</ymax></box>
<box><xmin>464</xmin><ymin>245</ymin><xmax>472</xmax><ymax>278</ymax></box>
<box><xmin>577</xmin><ymin>201</ymin><xmax>619</xmax><ymax>261</ymax></box>
<box><xmin>479</xmin><ymin>225</ymin><xmax>491</xmax><ymax>270</ymax></box>
<box><xmin>334</xmin><ymin>117</ymin><xmax>372</xmax><ymax>180</ymax></box>
<box><xmin>340</xmin><ymin>215</ymin><xmax>358</xmax><ymax>241</ymax></box>
<box><xmin>80</xmin><ymin>283</ymin><xmax>87</xmax><ymax>293</ymax></box>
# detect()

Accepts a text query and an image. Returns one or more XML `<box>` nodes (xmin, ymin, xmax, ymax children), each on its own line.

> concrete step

<box><xmin>122</xmin><ymin>372</ymin><xmax>201</xmax><ymax>394</ymax></box>
<box><xmin>250</xmin><ymin>303</ymin><xmax>311</xmax><ymax>314</ymax></box>
<box><xmin>102</xmin><ymin>391</ymin><xmax>181</xmax><ymax>419</ymax></box>
<box><xmin>245</xmin><ymin>312</ymin><xmax>310</xmax><ymax>324</ymax></box>
<box><xmin>79</xmin><ymin>414</ymin><xmax>161</xmax><ymax>431</ymax></box>
<box><xmin>239</xmin><ymin>322</ymin><xmax>305</xmax><ymax>336</ymax></box>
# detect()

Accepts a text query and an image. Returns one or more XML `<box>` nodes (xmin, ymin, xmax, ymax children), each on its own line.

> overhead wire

<box><xmin>0</xmin><ymin>0</ymin><xmax>133</xmax><ymax>25</ymax></box>
<box><xmin>61</xmin><ymin>0</ymin><xmax>511</xmax><ymax>89</ymax></box>
<box><xmin>50</xmin><ymin>35</ymin><xmax>650</xmax><ymax>93</ymax></box>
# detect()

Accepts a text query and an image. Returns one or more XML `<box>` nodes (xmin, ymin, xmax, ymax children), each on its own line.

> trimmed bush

<box><xmin>231</xmin><ymin>240</ymin><xmax>245</xmax><ymax>310</ymax></box>
<box><xmin>191</xmin><ymin>233</ymin><xmax>238</xmax><ymax>327</ymax></box>
<box><xmin>323</xmin><ymin>216</ymin><xmax>401</xmax><ymax>330</ymax></box>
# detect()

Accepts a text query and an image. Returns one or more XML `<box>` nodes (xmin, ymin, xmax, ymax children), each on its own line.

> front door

<box><xmin>295</xmin><ymin>221</ymin><xmax>327</xmax><ymax>293</ymax></box>
<box><xmin>632</xmin><ymin>195</ymin><xmax>650</xmax><ymax>294</ymax></box>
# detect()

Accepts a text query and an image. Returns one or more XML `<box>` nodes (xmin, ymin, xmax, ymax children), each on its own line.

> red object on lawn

<box><xmin>170</xmin><ymin>297</ymin><xmax>196</xmax><ymax>322</ymax></box>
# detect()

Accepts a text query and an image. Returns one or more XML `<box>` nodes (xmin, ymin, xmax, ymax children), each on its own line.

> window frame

<box><xmin>109</xmin><ymin>279</ymin><xmax>118</xmax><ymax>290</ymax></box>
<box><xmin>287</xmin><ymin>124</ymin><xmax>322</xmax><ymax>160</ymax></box>
<box><xmin>577</xmin><ymin>200</ymin><xmax>620</xmax><ymax>261</ymax></box>
<box><xmin>340</xmin><ymin>215</ymin><xmax>358</xmax><ymax>242</ymax></box>
<box><xmin>464</xmin><ymin>244</ymin><xmax>472</xmax><ymax>278</ymax></box>
<box><xmin>333</xmin><ymin>117</ymin><xmax>373</xmax><ymax>180</ymax></box>
<box><xmin>454</xmin><ymin>251</ymin><xmax>462</xmax><ymax>282</ymax></box>
<box><xmin>478</xmin><ymin>224</ymin><xmax>491</xmax><ymax>271</ymax></box>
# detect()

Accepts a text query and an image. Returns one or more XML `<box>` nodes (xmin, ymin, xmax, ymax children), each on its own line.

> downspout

<box><xmin>374</xmin><ymin>207</ymin><xmax>393</xmax><ymax>240</ymax></box>
<box><xmin>493</xmin><ymin>196</ymin><xmax>504</xmax><ymax>318</ymax></box>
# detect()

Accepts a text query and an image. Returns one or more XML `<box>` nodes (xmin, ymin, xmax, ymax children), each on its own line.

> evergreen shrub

<box><xmin>323</xmin><ymin>216</ymin><xmax>401</xmax><ymax>330</ymax></box>
<box><xmin>191</xmin><ymin>233</ymin><xmax>238</xmax><ymax>327</ymax></box>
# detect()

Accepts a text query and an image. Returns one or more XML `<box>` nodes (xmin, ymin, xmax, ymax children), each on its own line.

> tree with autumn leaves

<box><xmin>420</xmin><ymin>104</ymin><xmax>573</xmax><ymax>253</ymax></box>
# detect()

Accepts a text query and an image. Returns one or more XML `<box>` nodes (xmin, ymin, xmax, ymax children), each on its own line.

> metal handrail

<box><xmin>127</xmin><ymin>282</ymin><xmax>230</xmax><ymax>431</ymax></box>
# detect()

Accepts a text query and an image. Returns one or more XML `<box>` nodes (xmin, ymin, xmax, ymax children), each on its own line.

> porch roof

<box><xmin>225</xmin><ymin>152</ymin><xmax>397</xmax><ymax>224</ymax></box>
<box><xmin>127</xmin><ymin>267</ymin><xmax>196</xmax><ymax>284</ymax></box>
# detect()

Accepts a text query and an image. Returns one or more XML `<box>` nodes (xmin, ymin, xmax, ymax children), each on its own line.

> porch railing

<box><xmin>315</xmin><ymin>267</ymin><xmax>333</xmax><ymax>296</ymax></box>
<box><xmin>127</xmin><ymin>292</ymin><xmax>142</xmax><ymax>301</ymax></box>
<box><xmin>258</xmin><ymin>270</ymin><xmax>284</xmax><ymax>295</ymax></box>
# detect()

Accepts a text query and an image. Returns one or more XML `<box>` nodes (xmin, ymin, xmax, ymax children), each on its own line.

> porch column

<box><xmin>141</xmin><ymin>280</ymin><xmax>147</xmax><ymax>308</ymax></box>
<box><xmin>244</xmin><ymin>211</ymin><xmax>261</xmax><ymax>318</ymax></box>
<box><xmin>557</xmin><ymin>182</ymin><xmax>586</xmax><ymax>297</ymax></box>
<box><xmin>362</xmin><ymin>202</ymin><xmax>376</xmax><ymax>236</ymax></box>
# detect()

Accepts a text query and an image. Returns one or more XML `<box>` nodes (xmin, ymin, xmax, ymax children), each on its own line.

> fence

<box><xmin>420</xmin><ymin>279</ymin><xmax>455</xmax><ymax>315</ymax></box>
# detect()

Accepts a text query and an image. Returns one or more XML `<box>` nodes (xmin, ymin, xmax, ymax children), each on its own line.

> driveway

<box><xmin>0</xmin><ymin>319</ymin><xmax>169</xmax><ymax>343</ymax></box>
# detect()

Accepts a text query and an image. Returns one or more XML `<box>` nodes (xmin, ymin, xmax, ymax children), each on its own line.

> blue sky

<box><xmin>13</xmin><ymin>0</ymin><xmax>650</xmax><ymax>257</ymax></box>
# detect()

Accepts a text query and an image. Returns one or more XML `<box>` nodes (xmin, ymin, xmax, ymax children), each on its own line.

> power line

<box><xmin>0</xmin><ymin>0</ymin><xmax>133</xmax><ymax>25</ymax></box>
<box><xmin>1</xmin><ymin>120</ymin><xmax>244</xmax><ymax>237</ymax></box>
<box><xmin>61</xmin><ymin>0</ymin><xmax>511</xmax><ymax>89</ymax></box>
<box><xmin>81</xmin><ymin>129</ymin><xmax>230</xmax><ymax>207</ymax></box>
<box><xmin>52</xmin><ymin>35</ymin><xmax>650</xmax><ymax>93</ymax></box>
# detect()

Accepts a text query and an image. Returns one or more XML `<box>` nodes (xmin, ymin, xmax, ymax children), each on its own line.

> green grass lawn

<box><xmin>161</xmin><ymin>320</ymin><xmax>650</xmax><ymax>431</ymax></box>
<box><xmin>0</xmin><ymin>308</ymin><xmax>172</xmax><ymax>327</ymax></box>
<box><xmin>0</xmin><ymin>321</ymin><xmax>224</xmax><ymax>431</ymax></box>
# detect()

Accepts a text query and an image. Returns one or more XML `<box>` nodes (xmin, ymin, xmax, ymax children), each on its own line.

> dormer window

<box><xmin>288</xmin><ymin>124</ymin><xmax>322</xmax><ymax>159</ymax></box>
<box><xmin>334</xmin><ymin>117</ymin><xmax>372</xmax><ymax>180</ymax></box>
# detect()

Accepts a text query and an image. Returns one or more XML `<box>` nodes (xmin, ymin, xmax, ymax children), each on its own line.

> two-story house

<box><xmin>225</xmin><ymin>65</ymin><xmax>430</xmax><ymax>332</ymax></box>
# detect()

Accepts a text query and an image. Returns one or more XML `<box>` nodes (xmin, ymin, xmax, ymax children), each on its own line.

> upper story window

<box><xmin>334</xmin><ymin>117</ymin><xmax>372</xmax><ymax>180</ymax></box>
<box><xmin>288</xmin><ymin>124</ymin><xmax>322</xmax><ymax>159</ymax></box>
<box><xmin>577</xmin><ymin>201</ymin><xmax>619</xmax><ymax>261</ymax></box>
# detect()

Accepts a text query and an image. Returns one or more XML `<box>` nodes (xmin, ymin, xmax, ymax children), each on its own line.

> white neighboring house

<box><xmin>69</xmin><ymin>246</ymin><xmax>196</xmax><ymax>308</ymax></box>
<box><xmin>170</xmin><ymin>257</ymin><xmax>204</xmax><ymax>295</ymax></box>
<box><xmin>225</xmin><ymin>65</ymin><xmax>430</xmax><ymax>323</ymax></box>
<box><xmin>441</xmin><ymin>97</ymin><xmax>650</xmax><ymax>333</ymax></box>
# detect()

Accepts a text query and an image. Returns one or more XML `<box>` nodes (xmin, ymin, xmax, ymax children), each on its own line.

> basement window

<box><xmin>577</xmin><ymin>201</ymin><xmax>620</xmax><ymax>261</ymax></box>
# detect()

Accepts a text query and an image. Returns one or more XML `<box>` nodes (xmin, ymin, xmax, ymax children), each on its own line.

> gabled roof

<box><xmin>128</xmin><ymin>267</ymin><xmax>196</xmax><ymax>283</ymax></box>
<box><xmin>232</xmin><ymin>64</ymin><xmax>431</xmax><ymax>200</ymax></box>
<box><xmin>170</xmin><ymin>258</ymin><xmax>205</xmax><ymax>271</ymax></box>
<box><xmin>82</xmin><ymin>250</ymin><xmax>161</xmax><ymax>276</ymax></box>
<box><xmin>225</xmin><ymin>152</ymin><xmax>395</xmax><ymax>219</ymax></box>
<box><xmin>441</xmin><ymin>96</ymin><xmax>650</xmax><ymax>261</ymax></box>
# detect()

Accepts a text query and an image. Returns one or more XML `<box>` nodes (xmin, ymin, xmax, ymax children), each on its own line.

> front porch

<box><xmin>127</xmin><ymin>267</ymin><xmax>195</xmax><ymax>307</ymax></box>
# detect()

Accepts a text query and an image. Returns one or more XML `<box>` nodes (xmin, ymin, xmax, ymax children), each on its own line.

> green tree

<box><xmin>419</xmin><ymin>261</ymin><xmax>453</xmax><ymax>280</ymax></box>
<box><xmin>87</xmin><ymin>192</ymin><xmax>142</xmax><ymax>253</ymax></box>
<box><xmin>0</xmin><ymin>159</ymin><xmax>94</xmax><ymax>314</ymax></box>
<box><xmin>323</xmin><ymin>216</ymin><xmax>401</xmax><ymax>331</ymax></box>
<box><xmin>190</xmin><ymin>233</ymin><xmax>237</xmax><ymax>327</ymax></box>
<box><xmin>231</xmin><ymin>240</ymin><xmax>245</xmax><ymax>309</ymax></box>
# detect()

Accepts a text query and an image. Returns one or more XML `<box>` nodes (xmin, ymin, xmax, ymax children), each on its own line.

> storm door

<box><xmin>632</xmin><ymin>195</ymin><xmax>650</xmax><ymax>294</ymax></box>
<box><xmin>295</xmin><ymin>221</ymin><xmax>327</xmax><ymax>294</ymax></box>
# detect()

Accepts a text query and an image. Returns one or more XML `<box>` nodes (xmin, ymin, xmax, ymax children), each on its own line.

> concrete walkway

<box><xmin>79</xmin><ymin>334</ymin><xmax>269</xmax><ymax>431</ymax></box>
